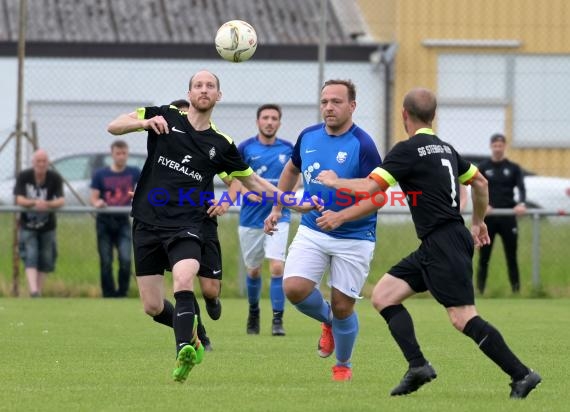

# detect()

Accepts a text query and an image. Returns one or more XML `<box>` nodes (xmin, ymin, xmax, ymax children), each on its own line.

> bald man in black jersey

<box><xmin>315</xmin><ymin>88</ymin><xmax>541</xmax><ymax>399</ymax></box>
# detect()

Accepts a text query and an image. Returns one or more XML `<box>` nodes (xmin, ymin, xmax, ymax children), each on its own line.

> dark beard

<box><xmin>192</xmin><ymin>100</ymin><xmax>215</xmax><ymax>113</ymax></box>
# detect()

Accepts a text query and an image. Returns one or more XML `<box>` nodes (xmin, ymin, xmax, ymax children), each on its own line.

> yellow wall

<box><xmin>357</xmin><ymin>0</ymin><xmax>396</xmax><ymax>42</ymax></box>
<box><xmin>357</xmin><ymin>0</ymin><xmax>570</xmax><ymax>176</ymax></box>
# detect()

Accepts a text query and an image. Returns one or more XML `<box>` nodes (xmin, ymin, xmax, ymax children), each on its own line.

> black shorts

<box><xmin>132</xmin><ymin>219</ymin><xmax>202</xmax><ymax>276</ymax></box>
<box><xmin>388</xmin><ymin>222</ymin><xmax>475</xmax><ymax>307</ymax></box>
<box><xmin>199</xmin><ymin>237</ymin><xmax>222</xmax><ymax>280</ymax></box>
<box><xmin>198</xmin><ymin>217</ymin><xmax>222</xmax><ymax>280</ymax></box>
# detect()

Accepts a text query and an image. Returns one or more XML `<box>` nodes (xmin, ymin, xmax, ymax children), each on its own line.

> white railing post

<box><xmin>531</xmin><ymin>212</ymin><xmax>541</xmax><ymax>289</ymax></box>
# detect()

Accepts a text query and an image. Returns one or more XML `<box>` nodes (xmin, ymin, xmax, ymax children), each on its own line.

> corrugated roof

<box><xmin>1</xmin><ymin>0</ymin><xmax>369</xmax><ymax>45</ymax></box>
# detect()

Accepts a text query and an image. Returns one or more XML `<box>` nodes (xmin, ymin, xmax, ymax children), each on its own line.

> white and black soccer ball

<box><xmin>215</xmin><ymin>20</ymin><xmax>257</xmax><ymax>63</ymax></box>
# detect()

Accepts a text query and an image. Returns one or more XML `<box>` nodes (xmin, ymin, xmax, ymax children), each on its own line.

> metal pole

<box><xmin>531</xmin><ymin>212</ymin><xmax>541</xmax><ymax>289</ymax></box>
<box><xmin>317</xmin><ymin>0</ymin><xmax>328</xmax><ymax>122</ymax></box>
<box><xmin>379</xmin><ymin>43</ymin><xmax>398</xmax><ymax>154</ymax></box>
<box><xmin>12</xmin><ymin>0</ymin><xmax>28</xmax><ymax>297</ymax></box>
<box><xmin>384</xmin><ymin>64</ymin><xmax>391</xmax><ymax>154</ymax></box>
<box><xmin>15</xmin><ymin>0</ymin><xmax>27</xmax><ymax>177</ymax></box>
<box><xmin>31</xmin><ymin>120</ymin><xmax>38</xmax><ymax>149</ymax></box>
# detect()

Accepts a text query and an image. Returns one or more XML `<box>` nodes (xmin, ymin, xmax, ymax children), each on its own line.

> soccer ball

<box><xmin>215</xmin><ymin>20</ymin><xmax>257</xmax><ymax>63</ymax></box>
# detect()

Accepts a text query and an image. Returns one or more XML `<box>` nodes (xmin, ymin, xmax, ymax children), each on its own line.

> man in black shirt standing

<box><xmin>315</xmin><ymin>88</ymin><xmax>541</xmax><ymax>399</ymax></box>
<box><xmin>14</xmin><ymin>149</ymin><xmax>65</xmax><ymax>297</ymax></box>
<box><xmin>476</xmin><ymin>134</ymin><xmax>527</xmax><ymax>294</ymax></box>
<box><xmin>107</xmin><ymin>70</ymin><xmax>315</xmax><ymax>384</ymax></box>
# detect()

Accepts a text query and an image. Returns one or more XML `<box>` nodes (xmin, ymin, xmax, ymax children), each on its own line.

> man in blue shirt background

<box><xmin>237</xmin><ymin>104</ymin><xmax>294</xmax><ymax>336</ymax></box>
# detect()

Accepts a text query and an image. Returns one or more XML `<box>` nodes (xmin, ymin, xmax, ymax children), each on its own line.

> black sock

<box><xmin>193</xmin><ymin>294</ymin><xmax>207</xmax><ymax>339</ymax></box>
<box><xmin>463</xmin><ymin>316</ymin><xmax>528</xmax><ymax>380</ymax></box>
<box><xmin>197</xmin><ymin>322</ymin><xmax>208</xmax><ymax>342</ymax></box>
<box><xmin>173</xmin><ymin>290</ymin><xmax>196</xmax><ymax>353</ymax></box>
<box><xmin>153</xmin><ymin>299</ymin><xmax>174</xmax><ymax>328</ymax></box>
<box><xmin>249</xmin><ymin>304</ymin><xmax>259</xmax><ymax>313</ymax></box>
<box><xmin>204</xmin><ymin>296</ymin><xmax>218</xmax><ymax>306</ymax></box>
<box><xmin>193</xmin><ymin>294</ymin><xmax>204</xmax><ymax>325</ymax></box>
<box><xmin>273</xmin><ymin>310</ymin><xmax>284</xmax><ymax>319</ymax></box>
<box><xmin>380</xmin><ymin>304</ymin><xmax>426</xmax><ymax>368</ymax></box>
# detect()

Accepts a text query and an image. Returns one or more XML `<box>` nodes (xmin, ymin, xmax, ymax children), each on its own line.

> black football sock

<box><xmin>153</xmin><ymin>299</ymin><xmax>174</xmax><ymax>328</ymax></box>
<box><xmin>173</xmin><ymin>290</ymin><xmax>196</xmax><ymax>353</ymax></box>
<box><xmin>463</xmin><ymin>316</ymin><xmax>529</xmax><ymax>380</ymax></box>
<box><xmin>204</xmin><ymin>296</ymin><xmax>218</xmax><ymax>306</ymax></box>
<box><xmin>193</xmin><ymin>294</ymin><xmax>207</xmax><ymax>339</ymax></box>
<box><xmin>380</xmin><ymin>304</ymin><xmax>427</xmax><ymax>368</ymax></box>
<box><xmin>193</xmin><ymin>293</ymin><xmax>203</xmax><ymax>324</ymax></box>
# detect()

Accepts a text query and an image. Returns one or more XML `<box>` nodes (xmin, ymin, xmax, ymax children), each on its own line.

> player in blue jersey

<box><xmin>237</xmin><ymin>104</ymin><xmax>294</xmax><ymax>336</ymax></box>
<box><xmin>264</xmin><ymin>80</ymin><xmax>382</xmax><ymax>381</ymax></box>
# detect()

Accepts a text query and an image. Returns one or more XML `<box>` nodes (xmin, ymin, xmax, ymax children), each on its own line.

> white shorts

<box><xmin>284</xmin><ymin>225</ymin><xmax>375</xmax><ymax>299</ymax></box>
<box><xmin>238</xmin><ymin>222</ymin><xmax>290</xmax><ymax>269</ymax></box>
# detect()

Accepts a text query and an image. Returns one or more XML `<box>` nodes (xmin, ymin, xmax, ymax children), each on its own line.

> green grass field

<box><xmin>0</xmin><ymin>297</ymin><xmax>566</xmax><ymax>411</ymax></box>
<box><xmin>1</xmin><ymin>213</ymin><xmax>570</xmax><ymax>298</ymax></box>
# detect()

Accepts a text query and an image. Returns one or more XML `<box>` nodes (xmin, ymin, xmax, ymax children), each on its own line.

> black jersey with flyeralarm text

<box><xmin>368</xmin><ymin>128</ymin><xmax>478</xmax><ymax>239</ymax></box>
<box><xmin>131</xmin><ymin>105</ymin><xmax>253</xmax><ymax>228</ymax></box>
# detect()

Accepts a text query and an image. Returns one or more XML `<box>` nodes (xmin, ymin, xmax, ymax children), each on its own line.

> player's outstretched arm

<box><xmin>276</xmin><ymin>160</ymin><xmax>301</xmax><ymax>193</ymax></box>
<box><xmin>207</xmin><ymin>175</ymin><xmax>245</xmax><ymax>217</ymax></box>
<box><xmin>316</xmin><ymin>170</ymin><xmax>379</xmax><ymax>196</ymax></box>
<box><xmin>269</xmin><ymin>160</ymin><xmax>301</xmax><ymax>211</ymax></box>
<box><xmin>316</xmin><ymin>196</ymin><xmax>381</xmax><ymax>231</ymax></box>
<box><xmin>237</xmin><ymin>172</ymin><xmax>320</xmax><ymax>213</ymax></box>
<box><xmin>107</xmin><ymin>112</ymin><xmax>169</xmax><ymax>135</ymax></box>
<box><xmin>263</xmin><ymin>161</ymin><xmax>301</xmax><ymax>235</ymax></box>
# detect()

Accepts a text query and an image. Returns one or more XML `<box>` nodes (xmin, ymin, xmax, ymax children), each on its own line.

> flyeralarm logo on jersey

<box><xmin>157</xmin><ymin>155</ymin><xmax>203</xmax><ymax>182</ymax></box>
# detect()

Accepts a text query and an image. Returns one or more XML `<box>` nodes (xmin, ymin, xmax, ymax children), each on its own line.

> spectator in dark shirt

<box><xmin>476</xmin><ymin>133</ymin><xmax>527</xmax><ymax>294</ymax></box>
<box><xmin>90</xmin><ymin>140</ymin><xmax>141</xmax><ymax>297</ymax></box>
<box><xmin>14</xmin><ymin>149</ymin><xmax>65</xmax><ymax>297</ymax></box>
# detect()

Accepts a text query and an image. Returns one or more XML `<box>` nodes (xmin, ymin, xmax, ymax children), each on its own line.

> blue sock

<box><xmin>333</xmin><ymin>312</ymin><xmax>359</xmax><ymax>364</ymax></box>
<box><xmin>294</xmin><ymin>288</ymin><xmax>332</xmax><ymax>324</ymax></box>
<box><xmin>270</xmin><ymin>276</ymin><xmax>285</xmax><ymax>312</ymax></box>
<box><xmin>246</xmin><ymin>276</ymin><xmax>261</xmax><ymax>309</ymax></box>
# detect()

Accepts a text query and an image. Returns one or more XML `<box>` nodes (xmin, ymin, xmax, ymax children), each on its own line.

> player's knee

<box><xmin>331</xmin><ymin>301</ymin><xmax>353</xmax><ymax>319</ymax></box>
<box><xmin>143</xmin><ymin>301</ymin><xmax>163</xmax><ymax>317</ymax></box>
<box><xmin>450</xmin><ymin>317</ymin><xmax>466</xmax><ymax>331</ymax></box>
<box><xmin>201</xmin><ymin>284</ymin><xmax>220</xmax><ymax>300</ymax></box>
<box><xmin>447</xmin><ymin>309</ymin><xmax>472</xmax><ymax>331</ymax></box>
<box><xmin>284</xmin><ymin>288</ymin><xmax>305</xmax><ymax>303</ymax></box>
<box><xmin>268</xmin><ymin>261</ymin><xmax>284</xmax><ymax>276</ymax></box>
<box><xmin>283</xmin><ymin>278</ymin><xmax>310</xmax><ymax>303</ymax></box>
<box><xmin>371</xmin><ymin>281</ymin><xmax>391</xmax><ymax>311</ymax></box>
<box><xmin>370</xmin><ymin>292</ymin><xmax>384</xmax><ymax>311</ymax></box>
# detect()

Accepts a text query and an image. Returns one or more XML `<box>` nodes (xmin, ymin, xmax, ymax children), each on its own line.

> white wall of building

<box><xmin>0</xmin><ymin>56</ymin><xmax>385</xmax><ymax>179</ymax></box>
